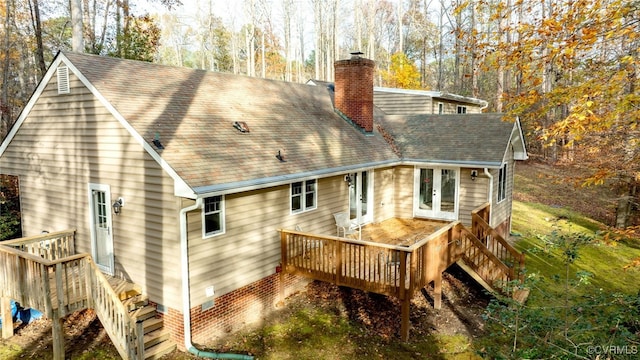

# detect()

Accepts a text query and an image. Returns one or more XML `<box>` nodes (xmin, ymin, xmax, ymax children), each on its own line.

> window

<box><xmin>203</xmin><ymin>195</ymin><xmax>224</xmax><ymax>237</ymax></box>
<box><xmin>457</xmin><ymin>105</ymin><xmax>467</xmax><ymax>114</ymax></box>
<box><xmin>438</xmin><ymin>102</ymin><xmax>444</xmax><ymax>114</ymax></box>
<box><xmin>497</xmin><ymin>163</ymin><xmax>508</xmax><ymax>203</ymax></box>
<box><xmin>291</xmin><ymin>179</ymin><xmax>317</xmax><ymax>213</ymax></box>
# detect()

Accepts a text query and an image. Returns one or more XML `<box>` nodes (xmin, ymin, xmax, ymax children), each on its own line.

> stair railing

<box><xmin>454</xmin><ymin>223</ymin><xmax>513</xmax><ymax>292</ymax></box>
<box><xmin>0</xmin><ymin>230</ymin><xmax>143</xmax><ymax>360</ymax></box>
<box><xmin>471</xmin><ymin>203</ymin><xmax>525</xmax><ymax>282</ymax></box>
<box><xmin>85</xmin><ymin>257</ymin><xmax>143</xmax><ymax>360</ymax></box>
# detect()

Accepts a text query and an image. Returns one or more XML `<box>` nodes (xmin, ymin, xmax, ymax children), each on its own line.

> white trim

<box><xmin>413</xmin><ymin>166</ymin><xmax>460</xmax><ymax>221</ymax></box>
<box><xmin>497</xmin><ymin>163</ymin><xmax>508</xmax><ymax>204</ymax></box>
<box><xmin>202</xmin><ymin>195</ymin><xmax>225</xmax><ymax>238</ymax></box>
<box><xmin>88</xmin><ymin>183</ymin><xmax>115</xmax><ymax>276</ymax></box>
<box><xmin>60</xmin><ymin>54</ymin><xmax>195</xmax><ymax>198</ymax></box>
<box><xmin>0</xmin><ymin>55</ymin><xmax>65</xmax><ymax>158</ymax></box>
<box><xmin>0</xmin><ymin>53</ymin><xmax>195</xmax><ymax>197</ymax></box>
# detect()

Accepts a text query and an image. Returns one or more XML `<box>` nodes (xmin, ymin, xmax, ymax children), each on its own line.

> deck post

<box><xmin>279</xmin><ymin>232</ymin><xmax>287</xmax><ymax>305</ymax></box>
<box><xmin>433</xmin><ymin>271</ymin><xmax>442</xmax><ymax>310</ymax></box>
<box><xmin>399</xmin><ymin>251</ymin><xmax>410</xmax><ymax>341</ymax></box>
<box><xmin>401</xmin><ymin>297</ymin><xmax>410</xmax><ymax>341</ymax></box>
<box><xmin>52</xmin><ymin>309</ymin><xmax>65</xmax><ymax>360</ymax></box>
<box><xmin>1</xmin><ymin>296</ymin><xmax>13</xmax><ymax>339</ymax></box>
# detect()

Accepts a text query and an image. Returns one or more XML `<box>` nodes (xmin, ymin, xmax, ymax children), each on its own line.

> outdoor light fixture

<box><xmin>344</xmin><ymin>174</ymin><xmax>352</xmax><ymax>187</ymax></box>
<box><xmin>470</xmin><ymin>170</ymin><xmax>478</xmax><ymax>181</ymax></box>
<box><xmin>113</xmin><ymin>197</ymin><xmax>124</xmax><ymax>215</ymax></box>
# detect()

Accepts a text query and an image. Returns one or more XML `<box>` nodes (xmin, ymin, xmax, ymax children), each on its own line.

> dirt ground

<box><xmin>1</xmin><ymin>264</ymin><xmax>489</xmax><ymax>359</ymax></box>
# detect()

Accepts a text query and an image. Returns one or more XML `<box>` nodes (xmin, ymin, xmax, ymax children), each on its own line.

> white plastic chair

<box><xmin>333</xmin><ymin>212</ymin><xmax>356</xmax><ymax>237</ymax></box>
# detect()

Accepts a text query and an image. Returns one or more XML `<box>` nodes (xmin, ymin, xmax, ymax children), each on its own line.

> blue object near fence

<box><xmin>0</xmin><ymin>300</ymin><xmax>43</xmax><ymax>329</ymax></box>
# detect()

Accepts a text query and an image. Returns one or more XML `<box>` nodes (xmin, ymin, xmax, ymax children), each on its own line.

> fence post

<box><xmin>137</xmin><ymin>320</ymin><xmax>145</xmax><ymax>360</ymax></box>
<box><xmin>1</xmin><ymin>296</ymin><xmax>13</xmax><ymax>339</ymax></box>
<box><xmin>52</xmin><ymin>309</ymin><xmax>65</xmax><ymax>360</ymax></box>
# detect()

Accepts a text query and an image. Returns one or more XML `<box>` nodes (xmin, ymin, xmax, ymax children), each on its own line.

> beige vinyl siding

<box><xmin>374</xmin><ymin>93</ymin><xmax>432</xmax><ymax>114</ymax></box>
<box><xmin>491</xmin><ymin>147</ymin><xmax>516</xmax><ymax>228</ymax></box>
<box><xmin>373</xmin><ymin>167</ymin><xmax>395</xmax><ymax>222</ymax></box>
<box><xmin>393</xmin><ymin>166</ymin><xmax>415</xmax><ymax>218</ymax></box>
<box><xmin>0</xmin><ymin>67</ymin><xmax>183</xmax><ymax>308</ymax></box>
<box><xmin>458</xmin><ymin>168</ymin><xmax>489</xmax><ymax>226</ymax></box>
<box><xmin>187</xmin><ymin>175</ymin><xmax>350</xmax><ymax>306</ymax></box>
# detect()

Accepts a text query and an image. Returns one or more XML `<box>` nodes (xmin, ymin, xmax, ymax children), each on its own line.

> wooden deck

<box><xmin>349</xmin><ymin>218</ymin><xmax>447</xmax><ymax>245</ymax></box>
<box><xmin>279</xmin><ymin>203</ymin><xmax>526</xmax><ymax>341</ymax></box>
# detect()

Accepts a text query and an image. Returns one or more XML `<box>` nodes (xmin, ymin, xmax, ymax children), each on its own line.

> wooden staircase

<box><xmin>451</xmin><ymin>203</ymin><xmax>529</xmax><ymax>303</ymax></box>
<box><xmin>115</xmin><ymin>283</ymin><xmax>176</xmax><ymax>360</ymax></box>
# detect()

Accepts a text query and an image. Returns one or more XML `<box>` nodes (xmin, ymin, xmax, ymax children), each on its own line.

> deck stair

<box><xmin>116</xmin><ymin>286</ymin><xmax>176</xmax><ymax>360</ymax></box>
<box><xmin>0</xmin><ymin>230</ymin><xmax>177</xmax><ymax>360</ymax></box>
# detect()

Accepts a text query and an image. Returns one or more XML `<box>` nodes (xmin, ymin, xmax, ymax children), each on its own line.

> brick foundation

<box><xmin>156</xmin><ymin>273</ymin><xmax>309</xmax><ymax>349</ymax></box>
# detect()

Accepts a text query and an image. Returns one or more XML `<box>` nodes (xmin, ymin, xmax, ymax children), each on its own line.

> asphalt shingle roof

<box><xmin>63</xmin><ymin>52</ymin><xmax>398</xmax><ymax>191</ymax></box>
<box><xmin>62</xmin><ymin>52</ymin><xmax>518</xmax><ymax>193</ymax></box>
<box><xmin>377</xmin><ymin>114</ymin><xmax>516</xmax><ymax>166</ymax></box>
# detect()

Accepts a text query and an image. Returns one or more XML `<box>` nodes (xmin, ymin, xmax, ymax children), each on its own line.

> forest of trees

<box><xmin>0</xmin><ymin>0</ymin><xmax>638</xmax><ymax>231</ymax></box>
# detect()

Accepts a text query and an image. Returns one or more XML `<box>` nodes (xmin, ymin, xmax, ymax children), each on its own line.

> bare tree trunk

<box><xmin>283</xmin><ymin>0</ymin><xmax>292</xmax><ymax>82</ymax></box>
<box><xmin>29</xmin><ymin>0</ymin><xmax>46</xmax><ymax>76</ymax></box>
<box><xmin>70</xmin><ymin>0</ymin><xmax>84</xmax><ymax>52</ymax></box>
<box><xmin>314</xmin><ymin>0</ymin><xmax>321</xmax><ymax>79</ymax></box>
<box><xmin>1</xmin><ymin>0</ymin><xmax>13</xmax><ymax>139</ymax></box>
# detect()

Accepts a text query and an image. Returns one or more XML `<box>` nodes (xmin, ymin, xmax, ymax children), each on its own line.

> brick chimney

<box><xmin>334</xmin><ymin>52</ymin><xmax>375</xmax><ymax>132</ymax></box>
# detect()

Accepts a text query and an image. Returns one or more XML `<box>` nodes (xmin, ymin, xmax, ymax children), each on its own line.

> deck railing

<box><xmin>280</xmin><ymin>223</ymin><xmax>462</xmax><ymax>300</ymax></box>
<box><xmin>2</xmin><ymin>229</ymin><xmax>76</xmax><ymax>261</ymax></box>
<box><xmin>471</xmin><ymin>203</ymin><xmax>525</xmax><ymax>282</ymax></box>
<box><xmin>0</xmin><ymin>231</ymin><xmax>143</xmax><ymax>360</ymax></box>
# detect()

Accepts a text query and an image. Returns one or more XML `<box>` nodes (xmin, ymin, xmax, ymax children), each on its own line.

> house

<box><xmin>0</xmin><ymin>51</ymin><xmax>527</xmax><ymax>354</ymax></box>
<box><xmin>307</xmin><ymin>79</ymin><xmax>489</xmax><ymax>114</ymax></box>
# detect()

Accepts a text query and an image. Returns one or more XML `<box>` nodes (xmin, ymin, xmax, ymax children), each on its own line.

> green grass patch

<box><xmin>512</xmin><ymin>200</ymin><xmax>640</xmax><ymax>303</ymax></box>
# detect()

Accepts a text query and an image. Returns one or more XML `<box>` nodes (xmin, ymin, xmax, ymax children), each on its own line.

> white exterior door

<box><xmin>349</xmin><ymin>171</ymin><xmax>373</xmax><ymax>225</ymax></box>
<box><xmin>414</xmin><ymin>167</ymin><xmax>459</xmax><ymax>221</ymax></box>
<box><xmin>89</xmin><ymin>183</ymin><xmax>115</xmax><ymax>275</ymax></box>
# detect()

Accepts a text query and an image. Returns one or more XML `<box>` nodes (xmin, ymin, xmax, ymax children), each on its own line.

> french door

<box><xmin>89</xmin><ymin>183</ymin><xmax>115</xmax><ymax>275</ymax></box>
<box><xmin>414</xmin><ymin>167</ymin><xmax>459</xmax><ymax>221</ymax></box>
<box><xmin>349</xmin><ymin>171</ymin><xmax>373</xmax><ymax>225</ymax></box>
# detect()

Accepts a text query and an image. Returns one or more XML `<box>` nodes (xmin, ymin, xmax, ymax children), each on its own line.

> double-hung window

<box><xmin>291</xmin><ymin>179</ymin><xmax>317</xmax><ymax>214</ymax></box>
<box><xmin>203</xmin><ymin>195</ymin><xmax>224</xmax><ymax>237</ymax></box>
<box><xmin>497</xmin><ymin>164</ymin><xmax>508</xmax><ymax>203</ymax></box>
<box><xmin>457</xmin><ymin>105</ymin><xmax>467</xmax><ymax>114</ymax></box>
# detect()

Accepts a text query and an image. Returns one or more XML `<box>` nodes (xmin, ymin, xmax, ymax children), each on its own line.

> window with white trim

<box><xmin>438</xmin><ymin>102</ymin><xmax>444</xmax><ymax>114</ymax></box>
<box><xmin>291</xmin><ymin>179</ymin><xmax>317</xmax><ymax>213</ymax></box>
<box><xmin>203</xmin><ymin>195</ymin><xmax>224</xmax><ymax>237</ymax></box>
<box><xmin>457</xmin><ymin>105</ymin><xmax>467</xmax><ymax>114</ymax></box>
<box><xmin>497</xmin><ymin>163</ymin><xmax>508</xmax><ymax>203</ymax></box>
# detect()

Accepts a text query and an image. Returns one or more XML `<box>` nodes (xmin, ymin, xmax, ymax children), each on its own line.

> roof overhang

<box><xmin>510</xmin><ymin>117</ymin><xmax>529</xmax><ymax>161</ymax></box>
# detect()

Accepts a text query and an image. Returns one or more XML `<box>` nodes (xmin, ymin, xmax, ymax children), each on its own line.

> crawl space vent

<box><xmin>57</xmin><ymin>66</ymin><xmax>70</xmax><ymax>94</ymax></box>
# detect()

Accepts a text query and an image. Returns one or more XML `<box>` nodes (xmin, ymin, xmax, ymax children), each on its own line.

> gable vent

<box><xmin>57</xmin><ymin>66</ymin><xmax>70</xmax><ymax>94</ymax></box>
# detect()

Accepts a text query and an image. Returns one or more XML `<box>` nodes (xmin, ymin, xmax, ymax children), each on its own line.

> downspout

<box><xmin>180</xmin><ymin>198</ymin><xmax>254</xmax><ymax>360</ymax></box>
<box><xmin>483</xmin><ymin>168</ymin><xmax>493</xmax><ymax>226</ymax></box>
